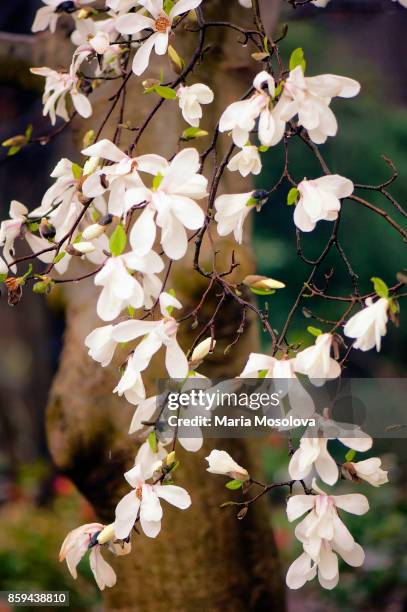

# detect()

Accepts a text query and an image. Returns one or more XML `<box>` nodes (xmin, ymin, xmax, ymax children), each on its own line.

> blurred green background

<box><xmin>0</xmin><ymin>1</ymin><xmax>405</xmax><ymax>611</ymax></box>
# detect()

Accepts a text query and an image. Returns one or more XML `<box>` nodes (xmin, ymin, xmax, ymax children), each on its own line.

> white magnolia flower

<box><xmin>344</xmin><ymin>297</ymin><xmax>389</xmax><ymax>352</ymax></box>
<box><xmin>395</xmin><ymin>0</ymin><xmax>407</xmax><ymax>7</ymax></box>
<box><xmin>114</xmin><ymin>463</ymin><xmax>191</xmax><ymax>539</ymax></box>
<box><xmin>289</xmin><ymin>417</ymin><xmax>372</xmax><ymax>485</ymax></box>
<box><xmin>219</xmin><ymin>71</ymin><xmax>287</xmax><ymax>147</ymax></box>
<box><xmin>294</xmin><ymin>175</ymin><xmax>354</xmax><ymax>232</ymax></box>
<box><xmin>279</xmin><ymin>66</ymin><xmax>360</xmax><ymax>144</ymax></box>
<box><xmin>239</xmin><ymin>353</ymin><xmax>315</xmax><ymax>420</ymax></box>
<box><xmin>59</xmin><ymin>522</ymin><xmax>119</xmax><ymax>591</ymax></box>
<box><xmin>227</xmin><ymin>145</ymin><xmax>262</xmax><ymax>177</ymax></box>
<box><xmin>85</xmin><ymin>324</ymin><xmax>119</xmax><ymax>367</ymax></box>
<box><xmin>30</xmin><ymin>66</ymin><xmax>92</xmax><ymax>125</ymax></box>
<box><xmin>32</xmin><ymin>0</ymin><xmax>93</xmax><ymax>33</ymax></box>
<box><xmin>134</xmin><ymin>439</ymin><xmax>168</xmax><ymax>479</ymax></box>
<box><xmin>125</xmin><ymin>148</ymin><xmax>207</xmax><ymax>260</ymax></box>
<box><xmin>344</xmin><ymin>457</ymin><xmax>389</xmax><ymax>487</ymax></box>
<box><xmin>116</xmin><ymin>0</ymin><xmax>203</xmax><ymax>76</ymax></box>
<box><xmin>214</xmin><ymin>191</ymin><xmax>255</xmax><ymax>244</ymax></box>
<box><xmin>286</xmin><ymin>539</ymin><xmax>364</xmax><ymax>591</ymax></box>
<box><xmin>0</xmin><ymin>201</ymin><xmax>31</xmax><ymax>272</ymax></box>
<box><xmin>287</xmin><ymin>479</ymin><xmax>368</xmax><ymax>589</ymax></box>
<box><xmin>112</xmin><ymin>292</ymin><xmax>188</xmax><ymax>398</ymax></box>
<box><xmin>205</xmin><ymin>449</ymin><xmax>249</xmax><ymax>481</ymax></box>
<box><xmin>177</xmin><ymin>83</ymin><xmax>214</xmax><ymax>127</ymax></box>
<box><xmin>239</xmin><ymin>0</ymin><xmax>252</xmax><ymax>7</ymax></box>
<box><xmin>70</xmin><ymin>18</ymin><xmax>118</xmax><ymax>76</ymax></box>
<box><xmin>94</xmin><ymin>250</ymin><xmax>163</xmax><ymax>321</ymax></box>
<box><xmin>294</xmin><ymin>333</ymin><xmax>341</xmax><ymax>385</ymax></box>
<box><xmin>106</xmin><ymin>0</ymin><xmax>140</xmax><ymax>13</ymax></box>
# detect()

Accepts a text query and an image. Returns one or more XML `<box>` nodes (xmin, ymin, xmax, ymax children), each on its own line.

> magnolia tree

<box><xmin>1</xmin><ymin>0</ymin><xmax>406</xmax><ymax>603</ymax></box>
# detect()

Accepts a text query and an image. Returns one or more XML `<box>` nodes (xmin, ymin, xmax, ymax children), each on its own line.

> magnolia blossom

<box><xmin>294</xmin><ymin>175</ymin><xmax>354</xmax><ymax>232</ymax></box>
<box><xmin>279</xmin><ymin>66</ymin><xmax>360</xmax><ymax>144</ymax></box>
<box><xmin>59</xmin><ymin>523</ymin><xmax>120</xmax><ymax>591</ymax></box>
<box><xmin>311</xmin><ymin>0</ymin><xmax>330</xmax><ymax>6</ymax></box>
<box><xmin>85</xmin><ymin>324</ymin><xmax>119</xmax><ymax>367</ymax></box>
<box><xmin>294</xmin><ymin>333</ymin><xmax>341</xmax><ymax>385</ymax></box>
<box><xmin>116</xmin><ymin>0</ymin><xmax>203</xmax><ymax>76</ymax></box>
<box><xmin>82</xmin><ymin>139</ymin><xmax>166</xmax><ymax>217</ymax></box>
<box><xmin>219</xmin><ymin>71</ymin><xmax>287</xmax><ymax>147</ymax></box>
<box><xmin>112</xmin><ymin>293</ymin><xmax>188</xmax><ymax>399</ymax></box>
<box><xmin>344</xmin><ymin>457</ymin><xmax>389</xmax><ymax>487</ymax></box>
<box><xmin>114</xmin><ymin>463</ymin><xmax>191</xmax><ymax>539</ymax></box>
<box><xmin>125</xmin><ymin>148</ymin><xmax>207</xmax><ymax>260</ymax></box>
<box><xmin>214</xmin><ymin>191</ymin><xmax>255</xmax><ymax>243</ymax></box>
<box><xmin>32</xmin><ymin>0</ymin><xmax>93</xmax><ymax>33</ymax></box>
<box><xmin>70</xmin><ymin>17</ymin><xmax>118</xmax><ymax>75</ymax></box>
<box><xmin>289</xmin><ymin>417</ymin><xmax>372</xmax><ymax>485</ymax></box>
<box><xmin>239</xmin><ymin>352</ymin><xmax>315</xmax><ymax>421</ymax></box>
<box><xmin>286</xmin><ymin>479</ymin><xmax>368</xmax><ymax>589</ymax></box>
<box><xmin>94</xmin><ymin>250</ymin><xmax>164</xmax><ymax>321</ymax></box>
<box><xmin>227</xmin><ymin>145</ymin><xmax>262</xmax><ymax>177</ymax></box>
<box><xmin>206</xmin><ymin>450</ymin><xmax>249</xmax><ymax>481</ymax></box>
<box><xmin>30</xmin><ymin>65</ymin><xmax>92</xmax><ymax>125</ymax></box>
<box><xmin>107</xmin><ymin>0</ymin><xmax>140</xmax><ymax>13</ymax></box>
<box><xmin>0</xmin><ymin>201</ymin><xmax>38</xmax><ymax>272</ymax></box>
<box><xmin>177</xmin><ymin>84</ymin><xmax>214</xmax><ymax>126</ymax></box>
<box><xmin>344</xmin><ymin>297</ymin><xmax>389</xmax><ymax>352</ymax></box>
<box><xmin>239</xmin><ymin>0</ymin><xmax>252</xmax><ymax>6</ymax></box>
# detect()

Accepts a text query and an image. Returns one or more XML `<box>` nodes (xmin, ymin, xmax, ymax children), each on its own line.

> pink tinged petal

<box><xmin>112</xmin><ymin>319</ymin><xmax>157</xmax><ymax>342</ymax></box>
<box><xmin>129</xmin><ymin>397</ymin><xmax>158</xmax><ymax>433</ymax></box>
<box><xmin>114</xmin><ymin>491</ymin><xmax>140</xmax><ymax>539</ymax></box>
<box><xmin>32</xmin><ymin>6</ymin><xmax>53</xmax><ymax>32</ymax></box>
<box><xmin>165</xmin><ymin>337</ymin><xmax>189</xmax><ymax>379</ymax></box>
<box><xmin>333</xmin><ymin>493</ymin><xmax>369</xmax><ymax>515</ymax></box>
<box><xmin>140</xmin><ymin>485</ymin><xmax>163</xmax><ymax>522</ymax></box>
<box><xmin>317</xmin><ymin>571</ymin><xmax>339</xmax><ymax>590</ymax></box>
<box><xmin>82</xmin><ymin>139</ymin><xmax>126</xmax><ymax>162</ymax></box>
<box><xmin>332</xmin><ymin>514</ymin><xmax>355</xmax><ymax>551</ymax></box>
<box><xmin>334</xmin><ymin>542</ymin><xmax>365</xmax><ymax>567</ymax></box>
<box><xmin>179</xmin><ymin>435</ymin><xmax>203</xmax><ymax>452</ymax></box>
<box><xmin>89</xmin><ymin>548</ymin><xmax>117</xmax><ymax>590</ymax></box>
<box><xmin>161</xmin><ymin>148</ymin><xmax>200</xmax><ymax>191</ymax></box>
<box><xmin>170</xmin><ymin>195</ymin><xmax>205</xmax><ymax>230</ymax></box>
<box><xmin>258</xmin><ymin>108</ymin><xmax>276</xmax><ymax>146</ymax></box>
<box><xmin>288</xmin><ymin>448</ymin><xmax>312</xmax><ymax>481</ymax></box>
<box><xmin>161</xmin><ymin>217</ymin><xmax>188</xmax><ymax>260</ymax></box>
<box><xmin>239</xmin><ymin>352</ymin><xmax>275</xmax><ymax>377</ymax></box>
<box><xmin>136</xmin><ymin>153</ymin><xmax>168</xmax><ymax>175</ymax></box>
<box><xmin>286</xmin><ymin>494</ymin><xmax>315</xmax><ymax>522</ymax></box>
<box><xmin>338</xmin><ymin>435</ymin><xmax>372</xmax><ymax>453</ymax></box>
<box><xmin>155</xmin><ymin>484</ymin><xmax>191</xmax><ymax>509</ymax></box>
<box><xmin>140</xmin><ymin>517</ymin><xmax>161</xmax><ymax>538</ymax></box>
<box><xmin>97</xmin><ymin>286</ymin><xmax>124</xmax><ymax>321</ymax></box>
<box><xmin>286</xmin><ymin>552</ymin><xmax>316</xmax><ymax>589</ymax></box>
<box><xmin>293</xmin><ymin>202</ymin><xmax>316</xmax><ymax>232</ymax></box>
<box><xmin>170</xmin><ymin>0</ymin><xmax>203</xmax><ymax>18</ymax></box>
<box><xmin>129</xmin><ymin>207</ymin><xmax>156</xmax><ymax>256</ymax></box>
<box><xmin>319</xmin><ymin>544</ymin><xmax>338</xmax><ymax>580</ymax></box>
<box><xmin>315</xmin><ymin>175</ymin><xmax>354</xmax><ymax>199</ymax></box>
<box><xmin>314</xmin><ymin>445</ymin><xmax>339</xmax><ymax>485</ymax></box>
<box><xmin>132</xmin><ymin>33</ymin><xmax>159</xmax><ymax>76</ymax></box>
<box><xmin>116</xmin><ymin>13</ymin><xmax>155</xmax><ymax>35</ymax></box>
<box><xmin>82</xmin><ymin>172</ymin><xmax>107</xmax><ymax>198</ymax></box>
<box><xmin>71</xmin><ymin>91</ymin><xmax>92</xmax><ymax>118</ymax></box>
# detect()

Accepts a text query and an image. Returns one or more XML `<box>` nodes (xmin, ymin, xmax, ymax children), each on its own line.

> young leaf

<box><xmin>0</xmin><ymin>273</ymin><xmax>8</xmax><ymax>283</ymax></box>
<box><xmin>250</xmin><ymin>287</ymin><xmax>276</xmax><ymax>296</ymax></box>
<box><xmin>54</xmin><ymin>252</ymin><xmax>66</xmax><ymax>264</ymax></box>
<box><xmin>258</xmin><ymin>145</ymin><xmax>269</xmax><ymax>153</ymax></box>
<box><xmin>289</xmin><ymin>47</ymin><xmax>306</xmax><ymax>73</ymax></box>
<box><xmin>148</xmin><ymin>431</ymin><xmax>158</xmax><ymax>453</ymax></box>
<box><xmin>258</xmin><ymin>369</ymin><xmax>269</xmax><ymax>379</ymax></box>
<box><xmin>287</xmin><ymin>187</ymin><xmax>299</xmax><ymax>206</ymax></box>
<box><xmin>371</xmin><ymin>277</ymin><xmax>389</xmax><ymax>299</ymax></box>
<box><xmin>152</xmin><ymin>172</ymin><xmax>164</xmax><ymax>191</ymax></box>
<box><xmin>71</xmin><ymin>163</ymin><xmax>83</xmax><ymax>180</ymax></box>
<box><xmin>154</xmin><ymin>85</ymin><xmax>177</xmax><ymax>99</ymax></box>
<box><xmin>345</xmin><ymin>449</ymin><xmax>356</xmax><ymax>463</ymax></box>
<box><xmin>225</xmin><ymin>479</ymin><xmax>243</xmax><ymax>490</ymax></box>
<box><xmin>307</xmin><ymin>325</ymin><xmax>322</xmax><ymax>337</ymax></box>
<box><xmin>182</xmin><ymin>127</ymin><xmax>208</xmax><ymax>141</ymax></box>
<box><xmin>109</xmin><ymin>224</ymin><xmax>127</xmax><ymax>256</ymax></box>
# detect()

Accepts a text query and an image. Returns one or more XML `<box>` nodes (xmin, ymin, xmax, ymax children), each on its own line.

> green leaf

<box><xmin>389</xmin><ymin>299</ymin><xmax>399</xmax><ymax>314</ymax></box>
<box><xmin>154</xmin><ymin>85</ymin><xmax>177</xmax><ymax>99</ymax></box>
<box><xmin>33</xmin><ymin>281</ymin><xmax>52</xmax><ymax>294</ymax></box>
<box><xmin>263</xmin><ymin>36</ymin><xmax>269</xmax><ymax>53</ymax></box>
<box><xmin>274</xmin><ymin>80</ymin><xmax>284</xmax><ymax>98</ymax></box>
<box><xmin>152</xmin><ymin>172</ymin><xmax>164</xmax><ymax>191</ymax></box>
<box><xmin>0</xmin><ymin>273</ymin><xmax>8</xmax><ymax>283</ymax></box>
<box><xmin>53</xmin><ymin>252</ymin><xmax>66</xmax><ymax>264</ymax></box>
<box><xmin>182</xmin><ymin>127</ymin><xmax>209</xmax><ymax>141</ymax></box>
<box><xmin>168</xmin><ymin>460</ymin><xmax>180</xmax><ymax>473</ymax></box>
<box><xmin>73</xmin><ymin>233</ymin><xmax>83</xmax><ymax>244</ymax></box>
<box><xmin>163</xmin><ymin>0</ymin><xmax>175</xmax><ymax>14</ymax></box>
<box><xmin>246</xmin><ymin>197</ymin><xmax>258</xmax><ymax>207</ymax></box>
<box><xmin>127</xmin><ymin>305</ymin><xmax>136</xmax><ymax>318</ymax></box>
<box><xmin>307</xmin><ymin>325</ymin><xmax>322</xmax><ymax>337</ymax></box>
<box><xmin>287</xmin><ymin>187</ymin><xmax>299</xmax><ymax>206</ymax></box>
<box><xmin>345</xmin><ymin>449</ymin><xmax>356</xmax><ymax>463</ymax></box>
<box><xmin>289</xmin><ymin>47</ymin><xmax>306</xmax><ymax>73</ymax></box>
<box><xmin>250</xmin><ymin>287</ymin><xmax>276</xmax><ymax>296</ymax></box>
<box><xmin>72</xmin><ymin>163</ymin><xmax>83</xmax><ymax>180</ymax></box>
<box><xmin>148</xmin><ymin>431</ymin><xmax>158</xmax><ymax>453</ymax></box>
<box><xmin>25</xmin><ymin>124</ymin><xmax>33</xmax><ymax>142</ymax></box>
<box><xmin>258</xmin><ymin>145</ymin><xmax>269</xmax><ymax>153</ymax></box>
<box><xmin>7</xmin><ymin>146</ymin><xmax>21</xmax><ymax>156</ymax></box>
<box><xmin>109</xmin><ymin>224</ymin><xmax>127</xmax><ymax>256</ymax></box>
<box><xmin>371</xmin><ymin>277</ymin><xmax>389</xmax><ymax>299</ymax></box>
<box><xmin>225</xmin><ymin>479</ymin><xmax>243</xmax><ymax>490</ymax></box>
<box><xmin>258</xmin><ymin>369</ymin><xmax>268</xmax><ymax>379</ymax></box>
<box><xmin>28</xmin><ymin>222</ymin><xmax>39</xmax><ymax>233</ymax></box>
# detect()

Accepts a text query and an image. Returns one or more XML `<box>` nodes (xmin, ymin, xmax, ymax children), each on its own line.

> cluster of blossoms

<box><xmin>0</xmin><ymin>0</ymin><xmax>401</xmax><ymax>595</ymax></box>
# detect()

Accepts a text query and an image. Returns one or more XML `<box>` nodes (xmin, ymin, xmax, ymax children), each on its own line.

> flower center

<box><xmin>155</xmin><ymin>15</ymin><xmax>170</xmax><ymax>33</ymax></box>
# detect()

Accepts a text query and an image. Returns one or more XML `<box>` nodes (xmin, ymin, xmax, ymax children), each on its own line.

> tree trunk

<box><xmin>44</xmin><ymin>1</ymin><xmax>286</xmax><ymax>609</ymax></box>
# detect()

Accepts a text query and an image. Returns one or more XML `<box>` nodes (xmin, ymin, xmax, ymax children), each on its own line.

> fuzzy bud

<box><xmin>82</xmin><ymin>223</ymin><xmax>105</xmax><ymax>240</ymax></box>
<box><xmin>190</xmin><ymin>337</ymin><xmax>215</xmax><ymax>366</ymax></box>
<box><xmin>243</xmin><ymin>275</ymin><xmax>285</xmax><ymax>290</ymax></box>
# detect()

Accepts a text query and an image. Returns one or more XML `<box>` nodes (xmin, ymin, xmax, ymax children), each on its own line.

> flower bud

<box><xmin>168</xmin><ymin>45</ymin><xmax>185</xmax><ymax>75</ymax></box>
<box><xmin>66</xmin><ymin>241</ymin><xmax>95</xmax><ymax>256</ymax></box>
<box><xmin>97</xmin><ymin>523</ymin><xmax>116</xmax><ymax>545</ymax></box>
<box><xmin>166</xmin><ymin>451</ymin><xmax>176</xmax><ymax>466</ymax></box>
<box><xmin>190</xmin><ymin>337</ymin><xmax>215</xmax><ymax>366</ymax></box>
<box><xmin>83</xmin><ymin>156</ymin><xmax>100</xmax><ymax>176</ymax></box>
<box><xmin>243</xmin><ymin>275</ymin><xmax>285</xmax><ymax>290</ymax></box>
<box><xmin>82</xmin><ymin>223</ymin><xmax>105</xmax><ymax>240</ymax></box>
